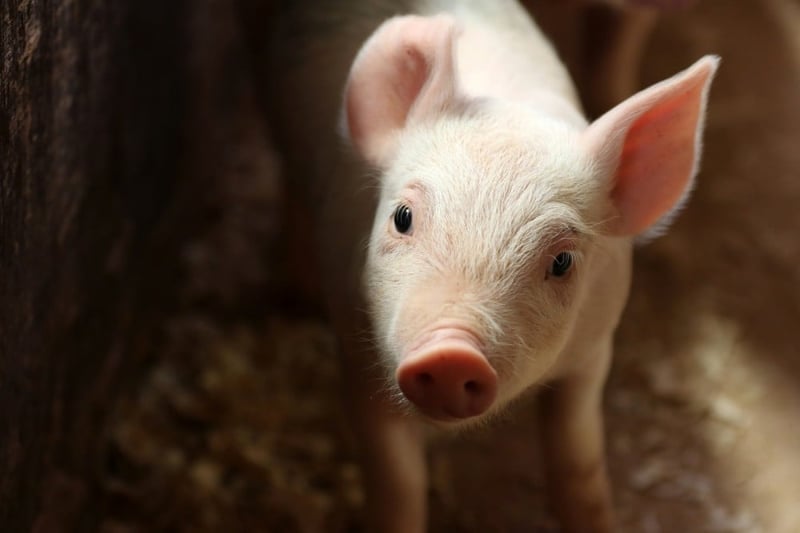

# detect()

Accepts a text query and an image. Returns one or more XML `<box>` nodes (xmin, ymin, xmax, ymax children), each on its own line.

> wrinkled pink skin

<box><xmin>267</xmin><ymin>1</ymin><xmax>716</xmax><ymax>532</ymax></box>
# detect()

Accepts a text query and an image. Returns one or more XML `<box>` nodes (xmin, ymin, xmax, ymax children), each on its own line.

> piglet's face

<box><xmin>364</xmin><ymin>105</ymin><xmax>601</xmax><ymax>424</ymax></box>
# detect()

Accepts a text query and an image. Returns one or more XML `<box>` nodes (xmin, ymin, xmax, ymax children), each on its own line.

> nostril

<box><xmin>417</xmin><ymin>372</ymin><xmax>434</xmax><ymax>386</ymax></box>
<box><xmin>464</xmin><ymin>380</ymin><xmax>480</xmax><ymax>395</ymax></box>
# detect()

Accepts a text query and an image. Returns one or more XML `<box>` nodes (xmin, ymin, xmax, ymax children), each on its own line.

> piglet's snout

<box><xmin>396</xmin><ymin>330</ymin><xmax>497</xmax><ymax>421</ymax></box>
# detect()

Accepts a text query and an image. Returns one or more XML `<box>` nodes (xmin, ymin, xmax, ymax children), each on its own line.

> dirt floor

<box><xmin>100</xmin><ymin>1</ymin><xmax>800</xmax><ymax>531</ymax></box>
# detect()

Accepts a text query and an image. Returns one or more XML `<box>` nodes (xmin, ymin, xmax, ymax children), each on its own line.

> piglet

<box><xmin>267</xmin><ymin>1</ymin><xmax>718</xmax><ymax>531</ymax></box>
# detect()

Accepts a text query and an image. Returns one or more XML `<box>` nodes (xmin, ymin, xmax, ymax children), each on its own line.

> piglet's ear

<box><xmin>583</xmin><ymin>55</ymin><xmax>720</xmax><ymax>237</ymax></box>
<box><xmin>342</xmin><ymin>15</ymin><xmax>461</xmax><ymax>166</ymax></box>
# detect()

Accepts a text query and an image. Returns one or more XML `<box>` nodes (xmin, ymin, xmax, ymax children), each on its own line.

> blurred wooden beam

<box><xmin>0</xmin><ymin>1</ymin><xmax>188</xmax><ymax>529</ymax></box>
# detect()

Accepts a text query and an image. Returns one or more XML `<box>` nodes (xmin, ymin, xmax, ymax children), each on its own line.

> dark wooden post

<box><xmin>1</xmin><ymin>1</ymin><xmax>188</xmax><ymax>530</ymax></box>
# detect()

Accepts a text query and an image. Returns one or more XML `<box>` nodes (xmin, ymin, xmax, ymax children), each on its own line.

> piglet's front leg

<box><xmin>539</xmin><ymin>341</ymin><xmax>615</xmax><ymax>533</ymax></box>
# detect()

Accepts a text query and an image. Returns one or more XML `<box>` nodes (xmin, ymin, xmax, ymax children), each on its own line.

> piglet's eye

<box><xmin>393</xmin><ymin>205</ymin><xmax>412</xmax><ymax>234</ymax></box>
<box><xmin>549</xmin><ymin>252</ymin><xmax>574</xmax><ymax>278</ymax></box>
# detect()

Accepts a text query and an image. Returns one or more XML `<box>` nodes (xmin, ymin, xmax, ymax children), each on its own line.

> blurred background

<box><xmin>1</xmin><ymin>0</ymin><xmax>798</xmax><ymax>531</ymax></box>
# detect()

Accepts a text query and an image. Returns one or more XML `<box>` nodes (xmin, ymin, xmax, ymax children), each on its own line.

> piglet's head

<box><xmin>342</xmin><ymin>15</ymin><xmax>718</xmax><ymax>426</ymax></box>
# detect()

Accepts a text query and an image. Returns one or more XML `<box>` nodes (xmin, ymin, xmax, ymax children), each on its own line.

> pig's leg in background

<box><xmin>539</xmin><ymin>341</ymin><xmax>615</xmax><ymax>533</ymax></box>
<box><xmin>581</xmin><ymin>5</ymin><xmax>658</xmax><ymax>117</ymax></box>
<box><xmin>339</xmin><ymin>333</ymin><xmax>428</xmax><ymax>533</ymax></box>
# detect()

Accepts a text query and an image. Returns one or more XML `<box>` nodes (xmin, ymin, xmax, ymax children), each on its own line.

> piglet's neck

<box><xmin>453</xmin><ymin>15</ymin><xmax>587</xmax><ymax>128</ymax></box>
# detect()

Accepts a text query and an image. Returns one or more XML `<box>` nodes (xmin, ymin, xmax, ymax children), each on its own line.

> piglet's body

<box><xmin>268</xmin><ymin>1</ymin><xmax>717</xmax><ymax>531</ymax></box>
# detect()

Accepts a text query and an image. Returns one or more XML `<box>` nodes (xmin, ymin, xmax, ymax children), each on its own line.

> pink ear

<box><xmin>342</xmin><ymin>15</ymin><xmax>461</xmax><ymax>165</ymax></box>
<box><xmin>583</xmin><ymin>55</ymin><xmax>720</xmax><ymax>237</ymax></box>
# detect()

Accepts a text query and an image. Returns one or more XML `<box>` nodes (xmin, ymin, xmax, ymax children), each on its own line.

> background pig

<box><xmin>523</xmin><ymin>0</ymin><xmax>702</xmax><ymax>117</ymax></box>
<box><xmin>580</xmin><ymin>0</ymin><xmax>700</xmax><ymax>116</ymax></box>
<box><xmin>267</xmin><ymin>0</ymin><xmax>717</xmax><ymax>531</ymax></box>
